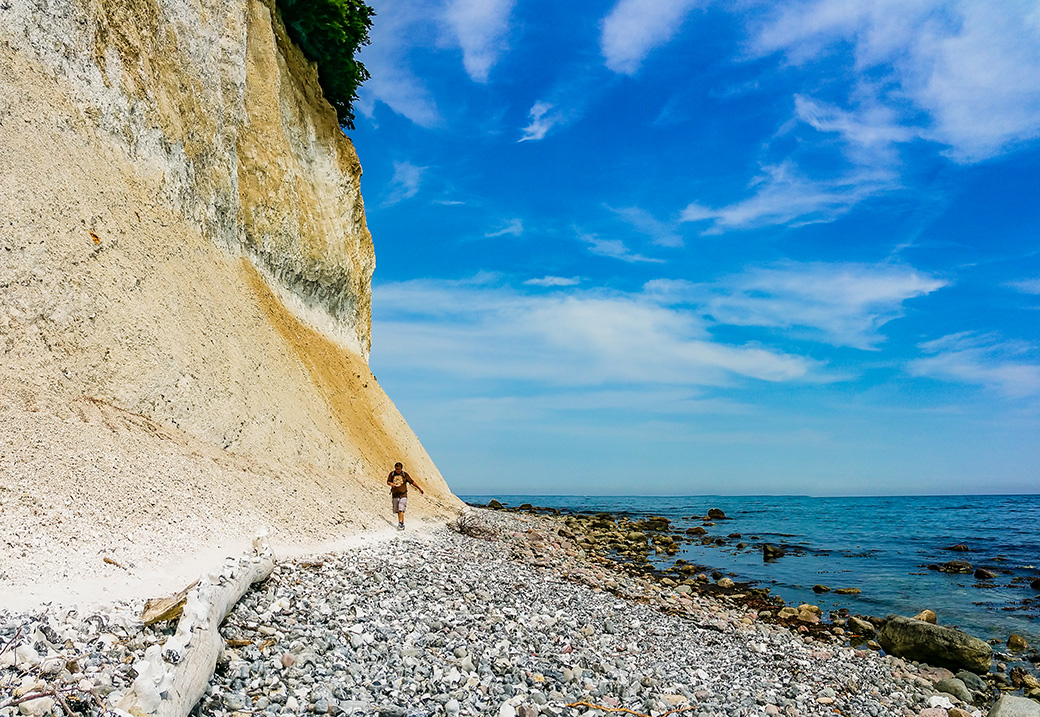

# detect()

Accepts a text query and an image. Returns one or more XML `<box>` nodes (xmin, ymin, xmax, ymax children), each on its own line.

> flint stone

<box><xmin>877</xmin><ymin>615</ymin><xmax>992</xmax><ymax>673</ymax></box>
<box><xmin>16</xmin><ymin>697</ymin><xmax>54</xmax><ymax>717</ymax></box>
<box><xmin>987</xmin><ymin>695</ymin><xmax>1040</xmax><ymax>717</ymax></box>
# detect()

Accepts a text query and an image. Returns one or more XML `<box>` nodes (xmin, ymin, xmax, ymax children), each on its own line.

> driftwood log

<box><xmin>114</xmin><ymin>536</ymin><xmax>274</xmax><ymax>717</ymax></box>
<box><xmin>141</xmin><ymin>580</ymin><xmax>200</xmax><ymax>626</ymax></box>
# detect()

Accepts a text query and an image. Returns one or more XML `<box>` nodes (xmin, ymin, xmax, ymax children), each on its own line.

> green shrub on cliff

<box><xmin>275</xmin><ymin>0</ymin><xmax>374</xmax><ymax>130</ymax></box>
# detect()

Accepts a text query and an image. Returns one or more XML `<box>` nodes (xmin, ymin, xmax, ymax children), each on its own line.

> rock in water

<box><xmin>762</xmin><ymin>544</ymin><xmax>785</xmax><ymax>561</ymax></box>
<box><xmin>848</xmin><ymin>616</ymin><xmax>876</xmax><ymax>637</ymax></box>
<box><xmin>986</xmin><ymin>695</ymin><xmax>1040</xmax><ymax>717</ymax></box>
<box><xmin>940</xmin><ymin>560</ymin><xmax>973</xmax><ymax>574</ymax></box>
<box><xmin>1008</xmin><ymin>634</ymin><xmax>1030</xmax><ymax>652</ymax></box>
<box><xmin>877</xmin><ymin>615</ymin><xmax>992</xmax><ymax>673</ymax></box>
<box><xmin>914</xmin><ymin>609</ymin><xmax>938</xmax><ymax>624</ymax></box>
<box><xmin>707</xmin><ymin>508</ymin><xmax>727</xmax><ymax>520</ymax></box>
<box><xmin>974</xmin><ymin>568</ymin><xmax>996</xmax><ymax>580</ymax></box>
<box><xmin>944</xmin><ymin>544</ymin><xmax>971</xmax><ymax>552</ymax></box>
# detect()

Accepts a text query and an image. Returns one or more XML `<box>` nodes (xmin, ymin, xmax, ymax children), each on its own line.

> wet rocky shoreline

<box><xmin>1</xmin><ymin>508</ymin><xmax>1038</xmax><ymax>716</ymax></box>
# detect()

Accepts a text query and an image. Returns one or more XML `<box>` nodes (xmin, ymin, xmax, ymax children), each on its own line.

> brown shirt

<box><xmin>387</xmin><ymin>470</ymin><xmax>415</xmax><ymax>497</ymax></box>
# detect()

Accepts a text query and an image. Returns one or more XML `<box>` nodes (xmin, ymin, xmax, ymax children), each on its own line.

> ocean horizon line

<box><xmin>460</xmin><ymin>492</ymin><xmax>1040</xmax><ymax>500</ymax></box>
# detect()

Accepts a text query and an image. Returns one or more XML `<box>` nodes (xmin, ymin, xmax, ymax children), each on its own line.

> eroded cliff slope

<box><xmin>0</xmin><ymin>0</ymin><xmax>459</xmax><ymax>607</ymax></box>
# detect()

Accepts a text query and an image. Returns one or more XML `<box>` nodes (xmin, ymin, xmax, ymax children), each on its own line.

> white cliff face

<box><xmin>0</xmin><ymin>0</ymin><xmax>456</xmax><ymax>607</ymax></box>
<box><xmin>4</xmin><ymin>0</ymin><xmax>373</xmax><ymax>356</ymax></box>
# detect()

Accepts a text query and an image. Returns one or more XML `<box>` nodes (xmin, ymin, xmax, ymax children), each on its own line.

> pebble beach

<box><xmin>0</xmin><ymin>510</ymin><xmax>1001</xmax><ymax>716</ymax></box>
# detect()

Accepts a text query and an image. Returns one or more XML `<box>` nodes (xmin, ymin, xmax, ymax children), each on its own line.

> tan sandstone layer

<box><xmin>0</xmin><ymin>0</ymin><xmax>460</xmax><ymax>610</ymax></box>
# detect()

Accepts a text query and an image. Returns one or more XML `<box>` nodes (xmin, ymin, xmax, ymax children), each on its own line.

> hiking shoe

<box><xmin>398</xmin><ymin>522</ymin><xmax>405</xmax><ymax>530</ymax></box>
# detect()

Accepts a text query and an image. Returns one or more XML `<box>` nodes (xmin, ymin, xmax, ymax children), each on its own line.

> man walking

<box><xmin>387</xmin><ymin>461</ymin><xmax>423</xmax><ymax>530</ymax></box>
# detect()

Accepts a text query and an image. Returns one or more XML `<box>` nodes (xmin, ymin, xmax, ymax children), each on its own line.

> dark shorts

<box><xmin>392</xmin><ymin>495</ymin><xmax>407</xmax><ymax>513</ymax></box>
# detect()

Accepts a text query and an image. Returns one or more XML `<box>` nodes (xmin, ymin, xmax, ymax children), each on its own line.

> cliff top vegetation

<box><xmin>275</xmin><ymin>0</ymin><xmax>374</xmax><ymax>130</ymax></box>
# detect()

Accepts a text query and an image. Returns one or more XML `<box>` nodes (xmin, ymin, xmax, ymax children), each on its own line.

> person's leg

<box><xmin>398</xmin><ymin>496</ymin><xmax>408</xmax><ymax>528</ymax></box>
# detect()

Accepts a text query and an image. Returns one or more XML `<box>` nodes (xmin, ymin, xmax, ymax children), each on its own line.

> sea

<box><xmin>460</xmin><ymin>494</ymin><xmax>1040</xmax><ymax>646</ymax></box>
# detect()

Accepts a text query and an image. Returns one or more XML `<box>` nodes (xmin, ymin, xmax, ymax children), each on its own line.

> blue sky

<box><xmin>349</xmin><ymin>0</ymin><xmax>1040</xmax><ymax>496</ymax></box>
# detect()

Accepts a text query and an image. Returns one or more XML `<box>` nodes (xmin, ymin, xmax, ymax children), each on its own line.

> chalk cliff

<box><xmin>0</xmin><ymin>0</ymin><xmax>459</xmax><ymax>606</ymax></box>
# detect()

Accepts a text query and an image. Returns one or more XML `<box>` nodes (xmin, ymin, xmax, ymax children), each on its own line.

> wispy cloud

<box><xmin>600</xmin><ymin>0</ymin><xmax>701</xmax><ymax>75</ymax></box>
<box><xmin>519</xmin><ymin>101</ymin><xmax>561</xmax><ymax>142</ymax></box>
<box><xmin>910</xmin><ymin>332</ymin><xmax>1040</xmax><ymax>398</ymax></box>
<box><xmin>579</xmin><ymin>232</ymin><xmax>664</xmax><ymax>264</ymax></box>
<box><xmin>524</xmin><ymin>276</ymin><xmax>581</xmax><ymax>287</ymax></box>
<box><xmin>1008</xmin><ymin>277</ymin><xmax>1040</xmax><ymax>295</ymax></box>
<box><xmin>793</xmin><ymin>94</ymin><xmax>917</xmax><ymax>167</ymax></box>
<box><xmin>356</xmin><ymin>0</ymin><xmax>441</xmax><ymax>127</ymax></box>
<box><xmin>660</xmin><ymin>262</ymin><xmax>949</xmax><ymax>349</ymax></box>
<box><xmin>443</xmin><ymin>0</ymin><xmax>516</xmax><ymax>83</ymax></box>
<box><xmin>383</xmin><ymin>161</ymin><xmax>427</xmax><ymax>205</ymax></box>
<box><xmin>609</xmin><ymin>206</ymin><xmax>683</xmax><ymax>248</ymax></box>
<box><xmin>484</xmin><ymin>219</ymin><xmax>523</xmax><ymax>238</ymax></box>
<box><xmin>751</xmin><ymin>0</ymin><xmax>1040</xmax><ymax>163</ymax></box>
<box><xmin>373</xmin><ymin>278</ymin><xmax>821</xmax><ymax>387</ymax></box>
<box><xmin>679</xmin><ymin>161</ymin><xmax>888</xmax><ymax>233</ymax></box>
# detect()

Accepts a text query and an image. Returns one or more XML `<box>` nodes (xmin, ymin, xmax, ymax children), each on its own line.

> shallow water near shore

<box><xmin>463</xmin><ymin>494</ymin><xmax>1040</xmax><ymax>645</ymax></box>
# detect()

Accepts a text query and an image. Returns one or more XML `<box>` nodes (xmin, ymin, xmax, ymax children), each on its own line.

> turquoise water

<box><xmin>461</xmin><ymin>494</ymin><xmax>1040</xmax><ymax>645</ymax></box>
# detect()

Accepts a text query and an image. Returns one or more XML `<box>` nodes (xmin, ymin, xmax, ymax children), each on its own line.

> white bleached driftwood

<box><xmin>113</xmin><ymin>534</ymin><xmax>275</xmax><ymax>717</ymax></box>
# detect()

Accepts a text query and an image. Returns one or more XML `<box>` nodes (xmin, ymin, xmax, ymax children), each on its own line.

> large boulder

<box><xmin>987</xmin><ymin>695</ymin><xmax>1040</xmax><ymax>717</ymax></box>
<box><xmin>878</xmin><ymin>615</ymin><xmax>992</xmax><ymax>673</ymax></box>
<box><xmin>707</xmin><ymin>508</ymin><xmax>727</xmax><ymax>520</ymax></box>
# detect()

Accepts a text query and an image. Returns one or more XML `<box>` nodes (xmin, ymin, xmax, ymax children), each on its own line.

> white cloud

<box><xmin>752</xmin><ymin>0</ymin><xmax>1040</xmax><ymax>163</ymax></box>
<box><xmin>444</xmin><ymin>0</ymin><xmax>516</xmax><ymax>82</ymax></box>
<box><xmin>601</xmin><ymin>0</ymin><xmax>701</xmax><ymax>75</ymax></box>
<box><xmin>679</xmin><ymin>161</ymin><xmax>888</xmax><ymax>233</ymax></box>
<box><xmin>519</xmin><ymin>101</ymin><xmax>560</xmax><ymax>142</ymax></box>
<box><xmin>524</xmin><ymin>276</ymin><xmax>581</xmax><ymax>287</ymax></box>
<box><xmin>910</xmin><ymin>332</ymin><xmax>1040</xmax><ymax>398</ymax></box>
<box><xmin>373</xmin><ymin>279</ymin><xmax>821</xmax><ymax>387</ymax></box>
<box><xmin>1008</xmin><ymin>277</ymin><xmax>1040</xmax><ymax>295</ymax></box>
<box><xmin>687</xmin><ymin>262</ymin><xmax>948</xmax><ymax>349</ymax></box>
<box><xmin>609</xmin><ymin>206</ymin><xmax>683</xmax><ymax>248</ymax></box>
<box><xmin>383</xmin><ymin>161</ymin><xmax>426</xmax><ymax>205</ymax></box>
<box><xmin>579</xmin><ymin>232</ymin><xmax>664</xmax><ymax>264</ymax></box>
<box><xmin>484</xmin><ymin>219</ymin><xmax>523</xmax><ymax>238</ymax></box>
<box><xmin>794</xmin><ymin>94</ymin><xmax>917</xmax><ymax>166</ymax></box>
<box><xmin>356</xmin><ymin>0</ymin><xmax>441</xmax><ymax>127</ymax></box>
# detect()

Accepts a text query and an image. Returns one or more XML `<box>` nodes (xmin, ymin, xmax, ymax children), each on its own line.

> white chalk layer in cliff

<box><xmin>0</xmin><ymin>0</ymin><xmax>457</xmax><ymax>608</ymax></box>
